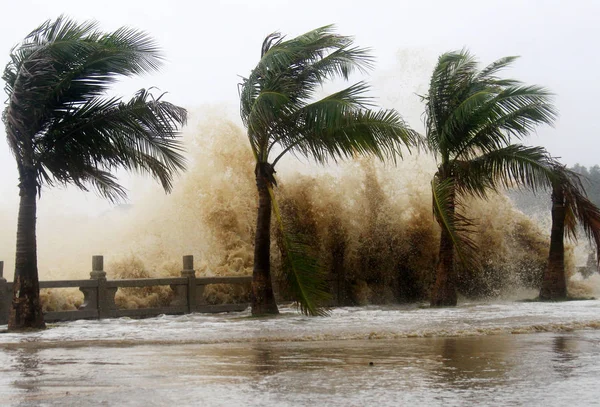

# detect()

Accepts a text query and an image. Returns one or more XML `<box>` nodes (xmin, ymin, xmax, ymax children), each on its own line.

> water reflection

<box><xmin>433</xmin><ymin>336</ymin><xmax>513</xmax><ymax>389</ymax></box>
<box><xmin>5</xmin><ymin>347</ymin><xmax>45</xmax><ymax>407</ymax></box>
<box><xmin>250</xmin><ymin>344</ymin><xmax>277</xmax><ymax>375</ymax></box>
<box><xmin>0</xmin><ymin>331</ymin><xmax>599</xmax><ymax>406</ymax></box>
<box><xmin>551</xmin><ymin>335</ymin><xmax>579</xmax><ymax>378</ymax></box>
<box><xmin>12</xmin><ymin>348</ymin><xmax>43</xmax><ymax>389</ymax></box>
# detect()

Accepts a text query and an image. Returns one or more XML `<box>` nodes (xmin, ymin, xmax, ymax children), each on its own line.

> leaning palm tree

<box><xmin>239</xmin><ymin>26</ymin><xmax>417</xmax><ymax>316</ymax></box>
<box><xmin>3</xmin><ymin>16</ymin><xmax>187</xmax><ymax>330</ymax></box>
<box><xmin>422</xmin><ymin>49</ymin><xmax>557</xmax><ymax>306</ymax></box>
<box><xmin>540</xmin><ymin>165</ymin><xmax>600</xmax><ymax>300</ymax></box>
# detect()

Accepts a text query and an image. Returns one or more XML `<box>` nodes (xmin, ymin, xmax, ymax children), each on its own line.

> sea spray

<box><xmin>275</xmin><ymin>155</ymin><xmax>555</xmax><ymax>304</ymax></box>
<box><xmin>0</xmin><ymin>109</ymin><xmax>593</xmax><ymax>311</ymax></box>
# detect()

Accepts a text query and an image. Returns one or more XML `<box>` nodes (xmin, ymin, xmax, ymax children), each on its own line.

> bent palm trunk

<box><xmin>251</xmin><ymin>165</ymin><xmax>279</xmax><ymax>315</ymax></box>
<box><xmin>540</xmin><ymin>185</ymin><xmax>567</xmax><ymax>300</ymax></box>
<box><xmin>9</xmin><ymin>174</ymin><xmax>45</xmax><ymax>330</ymax></box>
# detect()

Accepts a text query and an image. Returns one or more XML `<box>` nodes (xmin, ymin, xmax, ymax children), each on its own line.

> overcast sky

<box><xmin>1</xmin><ymin>0</ymin><xmax>599</xmax><ymax>212</ymax></box>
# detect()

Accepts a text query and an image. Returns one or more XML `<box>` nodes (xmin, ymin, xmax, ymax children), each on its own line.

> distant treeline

<box><xmin>509</xmin><ymin>164</ymin><xmax>600</xmax><ymax>217</ymax></box>
<box><xmin>571</xmin><ymin>164</ymin><xmax>600</xmax><ymax>206</ymax></box>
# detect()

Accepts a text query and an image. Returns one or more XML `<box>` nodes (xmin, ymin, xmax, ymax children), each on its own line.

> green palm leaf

<box><xmin>274</xmin><ymin>104</ymin><xmax>418</xmax><ymax>166</ymax></box>
<box><xmin>32</xmin><ymin>88</ymin><xmax>186</xmax><ymax>198</ymax></box>
<box><xmin>431</xmin><ymin>176</ymin><xmax>479</xmax><ymax>271</ymax></box>
<box><xmin>454</xmin><ymin>145</ymin><xmax>556</xmax><ymax>198</ymax></box>
<box><xmin>3</xmin><ymin>16</ymin><xmax>186</xmax><ymax>199</ymax></box>
<box><xmin>556</xmin><ymin>168</ymin><xmax>600</xmax><ymax>256</ymax></box>
<box><xmin>269</xmin><ymin>185</ymin><xmax>331</xmax><ymax>316</ymax></box>
<box><xmin>4</xmin><ymin>15</ymin><xmax>164</xmax><ymax>147</ymax></box>
<box><xmin>241</xmin><ymin>25</ymin><xmax>413</xmax><ymax>168</ymax></box>
<box><xmin>423</xmin><ymin>50</ymin><xmax>556</xmax><ymax>164</ymax></box>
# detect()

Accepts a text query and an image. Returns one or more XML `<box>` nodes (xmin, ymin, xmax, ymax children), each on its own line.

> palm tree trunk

<box><xmin>251</xmin><ymin>165</ymin><xmax>279</xmax><ymax>315</ymax></box>
<box><xmin>540</xmin><ymin>185</ymin><xmax>567</xmax><ymax>300</ymax></box>
<box><xmin>431</xmin><ymin>181</ymin><xmax>457</xmax><ymax>307</ymax></box>
<box><xmin>431</xmin><ymin>224</ymin><xmax>458</xmax><ymax>306</ymax></box>
<box><xmin>8</xmin><ymin>173</ymin><xmax>45</xmax><ymax>330</ymax></box>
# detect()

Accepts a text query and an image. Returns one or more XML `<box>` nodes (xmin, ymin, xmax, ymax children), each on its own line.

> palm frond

<box><xmin>447</xmin><ymin>84</ymin><xmax>555</xmax><ymax>161</ymax></box>
<box><xmin>257</xmin><ymin>25</ymin><xmax>370</xmax><ymax>77</ymax></box>
<box><xmin>431</xmin><ymin>176</ymin><xmax>479</xmax><ymax>271</ymax></box>
<box><xmin>476</xmin><ymin>56</ymin><xmax>520</xmax><ymax>81</ymax></box>
<box><xmin>269</xmin><ymin>185</ymin><xmax>331</xmax><ymax>316</ymax></box>
<box><xmin>240</xmin><ymin>25</ymin><xmax>379</xmax><ymax>157</ymax></box>
<box><xmin>423</xmin><ymin>49</ymin><xmax>557</xmax><ymax>169</ymax></box>
<box><xmin>244</xmin><ymin>90</ymin><xmax>292</xmax><ymax>158</ymax></box>
<box><xmin>556</xmin><ymin>168</ymin><xmax>600</xmax><ymax>260</ymax></box>
<box><xmin>35</xmin><ymin>88</ymin><xmax>186</xmax><ymax>196</ymax></box>
<box><xmin>3</xmin><ymin>15</ymin><xmax>166</xmax><ymax>180</ymax></box>
<box><xmin>454</xmin><ymin>144</ymin><xmax>556</xmax><ymax>198</ymax></box>
<box><xmin>52</xmin><ymin>166</ymin><xmax>128</xmax><ymax>203</ymax></box>
<box><xmin>274</xmin><ymin>108</ymin><xmax>418</xmax><ymax>166</ymax></box>
<box><xmin>299</xmin><ymin>45</ymin><xmax>373</xmax><ymax>85</ymax></box>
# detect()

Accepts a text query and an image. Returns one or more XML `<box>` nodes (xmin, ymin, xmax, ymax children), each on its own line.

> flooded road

<box><xmin>2</xmin><ymin>301</ymin><xmax>600</xmax><ymax>406</ymax></box>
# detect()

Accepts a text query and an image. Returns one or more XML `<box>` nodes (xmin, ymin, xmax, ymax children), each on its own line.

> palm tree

<box><xmin>540</xmin><ymin>165</ymin><xmax>600</xmax><ymax>300</ymax></box>
<box><xmin>239</xmin><ymin>26</ymin><xmax>417</xmax><ymax>316</ymax></box>
<box><xmin>422</xmin><ymin>49</ymin><xmax>557</xmax><ymax>306</ymax></box>
<box><xmin>3</xmin><ymin>16</ymin><xmax>187</xmax><ymax>330</ymax></box>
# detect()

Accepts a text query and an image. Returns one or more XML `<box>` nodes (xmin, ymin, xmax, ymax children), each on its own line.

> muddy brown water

<box><xmin>1</xmin><ymin>302</ymin><xmax>600</xmax><ymax>406</ymax></box>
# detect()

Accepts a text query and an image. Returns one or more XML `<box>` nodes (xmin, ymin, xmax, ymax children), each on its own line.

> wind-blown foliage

<box><xmin>3</xmin><ymin>16</ymin><xmax>187</xmax><ymax>330</ymax></box>
<box><xmin>423</xmin><ymin>49</ymin><xmax>557</xmax><ymax>306</ymax></box>
<box><xmin>4</xmin><ymin>16</ymin><xmax>186</xmax><ymax>199</ymax></box>
<box><xmin>240</xmin><ymin>25</ymin><xmax>417</xmax><ymax>315</ymax></box>
<box><xmin>431</xmin><ymin>176</ymin><xmax>479</xmax><ymax>270</ymax></box>
<box><xmin>539</xmin><ymin>164</ymin><xmax>600</xmax><ymax>300</ymax></box>
<box><xmin>555</xmin><ymin>167</ymin><xmax>600</xmax><ymax>256</ymax></box>
<box><xmin>270</xmin><ymin>186</ymin><xmax>330</xmax><ymax>316</ymax></box>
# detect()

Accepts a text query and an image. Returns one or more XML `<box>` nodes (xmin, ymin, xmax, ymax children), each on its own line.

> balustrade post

<box><xmin>0</xmin><ymin>261</ymin><xmax>8</xmax><ymax>325</ymax></box>
<box><xmin>181</xmin><ymin>255</ymin><xmax>198</xmax><ymax>313</ymax></box>
<box><xmin>79</xmin><ymin>255</ymin><xmax>116</xmax><ymax>319</ymax></box>
<box><xmin>91</xmin><ymin>255</ymin><xmax>105</xmax><ymax>279</ymax></box>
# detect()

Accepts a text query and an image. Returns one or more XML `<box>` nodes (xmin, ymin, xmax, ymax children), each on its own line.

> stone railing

<box><xmin>0</xmin><ymin>256</ymin><xmax>251</xmax><ymax>325</ymax></box>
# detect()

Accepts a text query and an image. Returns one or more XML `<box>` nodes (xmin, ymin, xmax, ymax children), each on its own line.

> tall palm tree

<box><xmin>422</xmin><ymin>49</ymin><xmax>557</xmax><ymax>306</ymax></box>
<box><xmin>540</xmin><ymin>165</ymin><xmax>600</xmax><ymax>300</ymax></box>
<box><xmin>3</xmin><ymin>16</ymin><xmax>187</xmax><ymax>330</ymax></box>
<box><xmin>239</xmin><ymin>26</ymin><xmax>417</xmax><ymax>316</ymax></box>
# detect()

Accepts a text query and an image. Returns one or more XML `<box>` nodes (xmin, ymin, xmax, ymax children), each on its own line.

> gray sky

<box><xmin>1</xmin><ymin>0</ymin><xmax>599</xmax><ymax>211</ymax></box>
